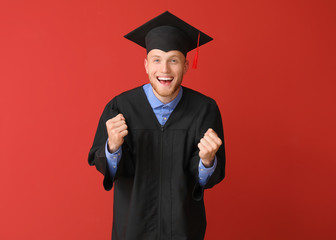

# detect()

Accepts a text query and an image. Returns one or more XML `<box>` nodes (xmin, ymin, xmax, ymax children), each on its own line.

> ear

<box><xmin>144</xmin><ymin>58</ymin><xmax>149</xmax><ymax>74</ymax></box>
<box><xmin>183</xmin><ymin>59</ymin><xmax>189</xmax><ymax>75</ymax></box>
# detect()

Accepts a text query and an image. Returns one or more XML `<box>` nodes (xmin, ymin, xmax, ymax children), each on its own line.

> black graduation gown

<box><xmin>88</xmin><ymin>86</ymin><xmax>225</xmax><ymax>240</ymax></box>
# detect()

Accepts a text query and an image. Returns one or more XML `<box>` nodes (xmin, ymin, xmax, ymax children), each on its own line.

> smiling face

<box><xmin>144</xmin><ymin>49</ymin><xmax>189</xmax><ymax>104</ymax></box>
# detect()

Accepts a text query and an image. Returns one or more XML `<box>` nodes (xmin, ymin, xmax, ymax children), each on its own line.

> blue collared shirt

<box><xmin>105</xmin><ymin>84</ymin><xmax>217</xmax><ymax>186</ymax></box>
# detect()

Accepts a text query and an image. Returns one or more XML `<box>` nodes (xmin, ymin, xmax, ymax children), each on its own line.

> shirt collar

<box><xmin>143</xmin><ymin>83</ymin><xmax>183</xmax><ymax>110</ymax></box>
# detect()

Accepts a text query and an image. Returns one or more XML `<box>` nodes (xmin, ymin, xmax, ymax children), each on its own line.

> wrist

<box><xmin>108</xmin><ymin>141</ymin><xmax>119</xmax><ymax>153</ymax></box>
<box><xmin>201</xmin><ymin>158</ymin><xmax>214</xmax><ymax>168</ymax></box>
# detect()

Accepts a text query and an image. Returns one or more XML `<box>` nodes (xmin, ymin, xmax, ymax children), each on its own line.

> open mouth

<box><xmin>157</xmin><ymin>77</ymin><xmax>174</xmax><ymax>85</ymax></box>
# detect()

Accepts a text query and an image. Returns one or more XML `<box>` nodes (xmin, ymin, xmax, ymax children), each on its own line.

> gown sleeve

<box><xmin>88</xmin><ymin>98</ymin><xmax>135</xmax><ymax>191</ymax></box>
<box><xmin>190</xmin><ymin>98</ymin><xmax>226</xmax><ymax>200</ymax></box>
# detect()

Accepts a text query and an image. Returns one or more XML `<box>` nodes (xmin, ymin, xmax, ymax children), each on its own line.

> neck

<box><xmin>153</xmin><ymin>88</ymin><xmax>180</xmax><ymax>104</ymax></box>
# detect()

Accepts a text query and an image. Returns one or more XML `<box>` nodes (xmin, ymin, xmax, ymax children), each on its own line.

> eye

<box><xmin>153</xmin><ymin>59</ymin><xmax>160</xmax><ymax>63</ymax></box>
<box><xmin>170</xmin><ymin>59</ymin><xmax>178</xmax><ymax>63</ymax></box>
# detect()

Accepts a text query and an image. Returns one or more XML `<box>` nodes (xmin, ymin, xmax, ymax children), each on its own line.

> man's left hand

<box><xmin>198</xmin><ymin>128</ymin><xmax>222</xmax><ymax>168</ymax></box>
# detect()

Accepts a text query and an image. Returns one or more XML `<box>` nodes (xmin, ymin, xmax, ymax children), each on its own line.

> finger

<box><xmin>205</xmin><ymin>128</ymin><xmax>216</xmax><ymax>136</ymax></box>
<box><xmin>204</xmin><ymin>128</ymin><xmax>214</xmax><ymax>136</ymax></box>
<box><xmin>114</xmin><ymin>123</ymin><xmax>128</xmax><ymax>133</ymax></box>
<box><xmin>198</xmin><ymin>143</ymin><xmax>211</xmax><ymax>160</ymax></box>
<box><xmin>205</xmin><ymin>129</ymin><xmax>222</xmax><ymax>146</ymax></box>
<box><xmin>200</xmin><ymin>138</ymin><xmax>212</xmax><ymax>152</ymax></box>
<box><xmin>106</xmin><ymin>115</ymin><xmax>124</xmax><ymax>127</ymax></box>
<box><xmin>204</xmin><ymin>135</ymin><xmax>219</xmax><ymax>150</ymax></box>
<box><xmin>205</xmin><ymin>133</ymin><xmax>222</xmax><ymax>147</ymax></box>
<box><xmin>198</xmin><ymin>142</ymin><xmax>207</xmax><ymax>153</ymax></box>
<box><xmin>106</xmin><ymin>118</ymin><xmax>113</xmax><ymax>126</ymax></box>
<box><xmin>107</xmin><ymin>120</ymin><xmax>126</xmax><ymax>129</ymax></box>
<box><xmin>111</xmin><ymin>113</ymin><xmax>125</xmax><ymax>122</ymax></box>
<box><xmin>119</xmin><ymin>129</ymin><xmax>128</xmax><ymax>138</ymax></box>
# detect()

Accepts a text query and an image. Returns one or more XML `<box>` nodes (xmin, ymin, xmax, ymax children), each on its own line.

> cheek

<box><xmin>175</xmin><ymin>66</ymin><xmax>185</xmax><ymax>76</ymax></box>
<box><xmin>147</xmin><ymin>65</ymin><xmax>158</xmax><ymax>74</ymax></box>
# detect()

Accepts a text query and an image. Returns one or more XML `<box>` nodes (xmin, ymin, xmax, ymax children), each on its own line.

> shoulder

<box><xmin>117</xmin><ymin>86</ymin><xmax>144</xmax><ymax>99</ymax></box>
<box><xmin>182</xmin><ymin>86</ymin><xmax>218</xmax><ymax>107</ymax></box>
<box><xmin>180</xmin><ymin>86</ymin><xmax>221</xmax><ymax>121</ymax></box>
<box><xmin>104</xmin><ymin>86</ymin><xmax>144</xmax><ymax>108</ymax></box>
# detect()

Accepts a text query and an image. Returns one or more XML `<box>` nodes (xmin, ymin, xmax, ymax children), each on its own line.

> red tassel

<box><xmin>192</xmin><ymin>32</ymin><xmax>200</xmax><ymax>69</ymax></box>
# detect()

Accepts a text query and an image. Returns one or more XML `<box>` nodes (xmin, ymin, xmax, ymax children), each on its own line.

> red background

<box><xmin>1</xmin><ymin>0</ymin><xmax>335</xmax><ymax>239</ymax></box>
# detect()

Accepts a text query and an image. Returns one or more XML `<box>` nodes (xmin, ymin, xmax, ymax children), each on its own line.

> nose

<box><xmin>161</xmin><ymin>61</ymin><xmax>170</xmax><ymax>73</ymax></box>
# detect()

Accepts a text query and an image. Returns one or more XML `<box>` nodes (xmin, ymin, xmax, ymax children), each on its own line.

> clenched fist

<box><xmin>198</xmin><ymin>128</ymin><xmax>222</xmax><ymax>168</ymax></box>
<box><xmin>106</xmin><ymin>114</ymin><xmax>128</xmax><ymax>153</ymax></box>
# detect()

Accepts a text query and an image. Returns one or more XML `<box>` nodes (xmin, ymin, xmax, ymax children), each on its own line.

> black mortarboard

<box><xmin>124</xmin><ymin>11</ymin><xmax>213</xmax><ymax>68</ymax></box>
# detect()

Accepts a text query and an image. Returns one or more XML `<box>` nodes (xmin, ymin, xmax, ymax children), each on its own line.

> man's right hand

<box><xmin>106</xmin><ymin>113</ymin><xmax>128</xmax><ymax>153</ymax></box>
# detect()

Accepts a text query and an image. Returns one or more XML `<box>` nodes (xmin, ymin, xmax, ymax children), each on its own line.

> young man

<box><xmin>88</xmin><ymin>11</ymin><xmax>226</xmax><ymax>240</ymax></box>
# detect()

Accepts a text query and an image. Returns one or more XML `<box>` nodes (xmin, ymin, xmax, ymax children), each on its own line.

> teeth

<box><xmin>158</xmin><ymin>77</ymin><xmax>173</xmax><ymax>81</ymax></box>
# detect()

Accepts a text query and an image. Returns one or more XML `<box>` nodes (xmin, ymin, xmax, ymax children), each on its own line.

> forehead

<box><xmin>147</xmin><ymin>49</ymin><xmax>185</xmax><ymax>59</ymax></box>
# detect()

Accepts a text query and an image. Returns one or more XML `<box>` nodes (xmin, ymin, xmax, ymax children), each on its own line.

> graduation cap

<box><xmin>124</xmin><ymin>11</ymin><xmax>213</xmax><ymax>69</ymax></box>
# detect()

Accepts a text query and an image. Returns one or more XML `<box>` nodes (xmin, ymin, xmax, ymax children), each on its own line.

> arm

<box><xmin>198</xmin><ymin>156</ymin><xmax>217</xmax><ymax>187</ymax></box>
<box><xmin>190</xmin><ymin>99</ymin><xmax>226</xmax><ymax>200</ymax></box>
<box><xmin>88</xmin><ymin>98</ymin><xmax>131</xmax><ymax>191</ymax></box>
<box><xmin>105</xmin><ymin>142</ymin><xmax>122</xmax><ymax>178</ymax></box>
